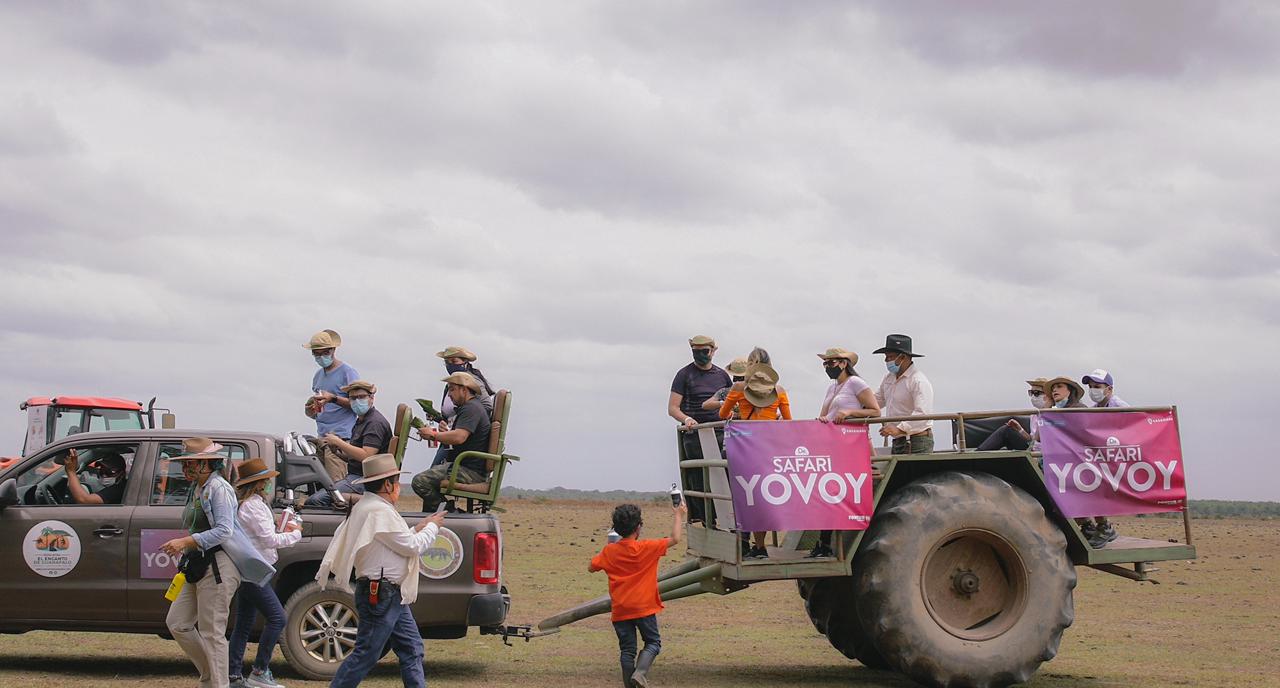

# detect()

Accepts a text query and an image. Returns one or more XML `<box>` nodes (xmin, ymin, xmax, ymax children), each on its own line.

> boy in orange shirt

<box><xmin>588</xmin><ymin>502</ymin><xmax>687</xmax><ymax>687</ymax></box>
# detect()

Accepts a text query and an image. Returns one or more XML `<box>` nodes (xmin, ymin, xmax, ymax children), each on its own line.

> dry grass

<box><xmin>1</xmin><ymin>502</ymin><xmax>1277</xmax><ymax>687</ymax></box>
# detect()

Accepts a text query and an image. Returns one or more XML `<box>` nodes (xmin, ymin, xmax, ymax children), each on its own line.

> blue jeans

<box><xmin>330</xmin><ymin>580</ymin><xmax>425</xmax><ymax>688</ymax></box>
<box><xmin>306</xmin><ymin>473</ymin><xmax>367</xmax><ymax>507</ymax></box>
<box><xmin>228</xmin><ymin>581</ymin><xmax>287</xmax><ymax>677</ymax></box>
<box><xmin>612</xmin><ymin>614</ymin><xmax>661</xmax><ymax>687</ymax></box>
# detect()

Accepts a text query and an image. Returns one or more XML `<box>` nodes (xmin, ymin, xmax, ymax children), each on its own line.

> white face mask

<box><xmin>1088</xmin><ymin>387</ymin><xmax>1107</xmax><ymax>403</ymax></box>
<box><xmin>1030</xmin><ymin>396</ymin><xmax>1049</xmax><ymax>410</ymax></box>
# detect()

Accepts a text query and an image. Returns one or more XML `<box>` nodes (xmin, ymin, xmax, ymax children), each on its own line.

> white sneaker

<box><xmin>246</xmin><ymin>669</ymin><xmax>285</xmax><ymax>688</ymax></box>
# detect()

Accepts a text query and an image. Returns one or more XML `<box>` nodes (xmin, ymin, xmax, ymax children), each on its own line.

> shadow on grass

<box><xmin>0</xmin><ymin>652</ymin><xmax>485</xmax><ymax>682</ymax></box>
<box><xmin>674</xmin><ymin>662</ymin><xmax>1112</xmax><ymax>687</ymax></box>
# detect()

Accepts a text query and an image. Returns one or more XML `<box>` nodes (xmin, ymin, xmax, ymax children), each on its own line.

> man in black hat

<box><xmin>873</xmin><ymin>334</ymin><xmax>935</xmax><ymax>454</ymax></box>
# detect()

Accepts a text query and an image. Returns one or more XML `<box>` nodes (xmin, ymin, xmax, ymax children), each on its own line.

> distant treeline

<box><xmin>502</xmin><ymin>488</ymin><xmax>1280</xmax><ymax>518</ymax></box>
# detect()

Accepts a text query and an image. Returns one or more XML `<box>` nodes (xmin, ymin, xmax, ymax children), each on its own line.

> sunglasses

<box><xmin>1027</xmin><ymin>390</ymin><xmax>1045</xmax><ymax>397</ymax></box>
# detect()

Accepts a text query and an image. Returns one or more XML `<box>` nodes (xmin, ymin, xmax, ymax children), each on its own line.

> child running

<box><xmin>588</xmin><ymin>501</ymin><xmax>687</xmax><ymax>687</ymax></box>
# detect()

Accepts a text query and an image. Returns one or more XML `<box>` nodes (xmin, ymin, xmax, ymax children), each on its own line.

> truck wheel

<box><xmin>853</xmin><ymin>471</ymin><xmax>1075</xmax><ymax>688</ymax></box>
<box><xmin>280</xmin><ymin>581</ymin><xmax>374</xmax><ymax>680</ymax></box>
<box><xmin>801</xmin><ymin>577</ymin><xmax>887</xmax><ymax>669</ymax></box>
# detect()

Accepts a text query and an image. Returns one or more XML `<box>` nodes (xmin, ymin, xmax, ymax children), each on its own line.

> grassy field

<box><xmin>1</xmin><ymin>502</ymin><xmax>1277</xmax><ymax>687</ymax></box>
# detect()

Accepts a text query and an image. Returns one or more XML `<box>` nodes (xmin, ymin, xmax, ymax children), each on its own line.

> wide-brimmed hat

<box><xmin>436</xmin><ymin>346</ymin><xmax>477</xmax><ymax>362</ymax></box>
<box><xmin>872</xmin><ymin>334</ymin><xmax>923</xmax><ymax>357</ymax></box>
<box><xmin>234</xmin><ymin>458</ymin><xmax>279</xmax><ymax>487</ymax></box>
<box><xmin>1081</xmin><ymin>369</ymin><xmax>1115</xmax><ymax>386</ymax></box>
<box><xmin>817</xmin><ymin>347</ymin><xmax>859</xmax><ymax>369</ymax></box>
<box><xmin>1045</xmin><ymin>376</ymin><xmax>1085</xmax><ymax>403</ymax></box>
<box><xmin>743</xmin><ymin>363</ymin><xmax>780</xmax><ymax>408</ymax></box>
<box><xmin>340</xmin><ymin>380</ymin><xmax>377</xmax><ymax>395</ymax></box>
<box><xmin>182</xmin><ymin>437</ymin><xmax>224</xmax><ymax>455</ymax></box>
<box><xmin>441</xmin><ymin>371</ymin><xmax>482</xmax><ymax>394</ymax></box>
<box><xmin>303</xmin><ymin>329</ymin><xmax>342</xmax><ymax>350</ymax></box>
<box><xmin>725</xmin><ymin>357</ymin><xmax>749</xmax><ymax>377</ymax></box>
<box><xmin>353</xmin><ymin>453</ymin><xmax>410</xmax><ymax>485</ymax></box>
<box><xmin>688</xmin><ymin>335</ymin><xmax>716</xmax><ymax>348</ymax></box>
<box><xmin>1025</xmin><ymin>377</ymin><xmax>1050</xmax><ymax>394</ymax></box>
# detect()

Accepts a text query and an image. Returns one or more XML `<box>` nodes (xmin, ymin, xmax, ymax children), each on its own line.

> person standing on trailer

<box><xmin>667</xmin><ymin>335</ymin><xmax>731</xmax><ymax>523</ymax></box>
<box><xmin>1082</xmin><ymin>369</ymin><xmax>1129</xmax><ymax>408</ymax></box>
<box><xmin>873</xmin><ymin>334</ymin><xmax>935</xmax><ymax>454</ymax></box>
<box><xmin>811</xmin><ymin>347</ymin><xmax>880</xmax><ymax>558</ymax></box>
<box><xmin>303</xmin><ymin>329</ymin><xmax>360</xmax><ymax>482</ymax></box>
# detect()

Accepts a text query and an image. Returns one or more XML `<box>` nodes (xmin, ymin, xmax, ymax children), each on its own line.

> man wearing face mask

<box><xmin>1082</xmin><ymin>369</ymin><xmax>1129</xmax><ymax>408</ymax></box>
<box><xmin>429</xmin><ymin>346</ymin><xmax>495</xmax><ymax>467</ymax></box>
<box><xmin>303</xmin><ymin>329</ymin><xmax>360</xmax><ymax>482</ymax></box>
<box><xmin>412</xmin><ymin>372</ymin><xmax>493</xmax><ymax>511</ymax></box>
<box><xmin>62</xmin><ymin>449</ymin><xmax>127</xmax><ymax>505</ymax></box>
<box><xmin>668</xmin><ymin>335</ymin><xmax>731</xmax><ymax>523</ymax></box>
<box><xmin>873</xmin><ymin>334</ymin><xmax>935</xmax><ymax>454</ymax></box>
<box><xmin>976</xmin><ymin>378</ymin><xmax>1051</xmax><ymax>451</ymax></box>
<box><xmin>307</xmin><ymin>380</ymin><xmax>392</xmax><ymax>508</ymax></box>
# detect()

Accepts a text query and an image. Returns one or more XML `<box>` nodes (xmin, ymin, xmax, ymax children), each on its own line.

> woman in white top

<box><xmin>812</xmin><ymin>348</ymin><xmax>881</xmax><ymax>558</ymax></box>
<box><xmin>227</xmin><ymin>459</ymin><xmax>302</xmax><ymax>688</ymax></box>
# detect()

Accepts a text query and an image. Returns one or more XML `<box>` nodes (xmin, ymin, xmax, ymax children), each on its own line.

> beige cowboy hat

<box><xmin>743</xmin><ymin>363</ymin><xmax>780</xmax><ymax>408</ymax></box>
<box><xmin>340</xmin><ymin>380</ymin><xmax>377</xmax><ymax>394</ymax></box>
<box><xmin>688</xmin><ymin>335</ymin><xmax>716</xmax><ymax>347</ymax></box>
<box><xmin>182</xmin><ymin>437</ymin><xmax>224</xmax><ymax>455</ymax></box>
<box><xmin>353</xmin><ymin>453</ymin><xmax>410</xmax><ymax>484</ymax></box>
<box><xmin>441</xmin><ymin>371</ymin><xmax>483</xmax><ymax>394</ymax></box>
<box><xmin>435</xmin><ymin>346</ymin><xmax>477</xmax><ymax>361</ymax></box>
<box><xmin>1045</xmin><ymin>376</ymin><xmax>1085</xmax><ymax>404</ymax></box>
<box><xmin>172</xmin><ymin>452</ymin><xmax>223</xmax><ymax>462</ymax></box>
<box><xmin>303</xmin><ymin>329</ymin><xmax>342</xmax><ymax>350</ymax></box>
<box><xmin>817</xmin><ymin>347</ymin><xmax>859</xmax><ymax>369</ymax></box>
<box><xmin>233</xmin><ymin>458</ymin><xmax>279</xmax><ymax>487</ymax></box>
<box><xmin>725</xmin><ymin>357</ymin><xmax>749</xmax><ymax>377</ymax></box>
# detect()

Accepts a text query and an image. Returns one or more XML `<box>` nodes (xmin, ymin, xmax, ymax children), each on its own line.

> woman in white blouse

<box><xmin>812</xmin><ymin>348</ymin><xmax>881</xmax><ymax>558</ymax></box>
<box><xmin>227</xmin><ymin>459</ymin><xmax>302</xmax><ymax>688</ymax></box>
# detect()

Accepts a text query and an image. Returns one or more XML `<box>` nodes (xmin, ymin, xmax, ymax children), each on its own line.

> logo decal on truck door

<box><xmin>420</xmin><ymin>527</ymin><xmax>463</xmax><ymax>580</ymax></box>
<box><xmin>23</xmin><ymin>520</ymin><xmax>82</xmax><ymax>577</ymax></box>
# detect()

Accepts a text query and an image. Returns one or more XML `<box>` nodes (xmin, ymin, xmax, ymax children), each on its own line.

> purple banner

<box><xmin>724</xmin><ymin>420</ymin><xmax>873</xmax><ymax>532</ymax></box>
<box><xmin>1039</xmin><ymin>410</ymin><xmax>1187</xmax><ymax>518</ymax></box>
<box><xmin>140</xmin><ymin>529</ymin><xmax>189</xmax><ymax>579</ymax></box>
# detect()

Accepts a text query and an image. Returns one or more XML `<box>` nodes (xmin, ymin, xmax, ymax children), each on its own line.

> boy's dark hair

<box><xmin>612</xmin><ymin>504</ymin><xmax>643</xmax><ymax>538</ymax></box>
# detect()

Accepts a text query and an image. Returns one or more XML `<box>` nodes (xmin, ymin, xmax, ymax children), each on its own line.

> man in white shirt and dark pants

<box><xmin>317</xmin><ymin>454</ymin><xmax>446</xmax><ymax>688</ymax></box>
<box><xmin>873</xmin><ymin>334</ymin><xmax>936</xmax><ymax>454</ymax></box>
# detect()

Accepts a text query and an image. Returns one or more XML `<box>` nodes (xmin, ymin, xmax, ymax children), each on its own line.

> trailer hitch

<box><xmin>480</xmin><ymin>624</ymin><xmax>561</xmax><ymax>646</ymax></box>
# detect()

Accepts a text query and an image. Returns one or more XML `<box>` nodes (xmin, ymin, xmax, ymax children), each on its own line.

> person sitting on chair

<box><xmin>976</xmin><ymin>378</ymin><xmax>1051</xmax><ymax>451</ymax></box>
<box><xmin>63</xmin><ymin>449</ymin><xmax>127</xmax><ymax>505</ymax></box>
<box><xmin>411</xmin><ymin>372</ymin><xmax>492</xmax><ymax>511</ymax></box>
<box><xmin>307</xmin><ymin>380</ymin><xmax>391</xmax><ymax>508</ymax></box>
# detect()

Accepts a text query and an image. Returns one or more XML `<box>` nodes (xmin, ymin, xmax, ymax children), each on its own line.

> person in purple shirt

<box><xmin>303</xmin><ymin>329</ymin><xmax>359</xmax><ymax>482</ymax></box>
<box><xmin>1082</xmin><ymin>369</ymin><xmax>1129</xmax><ymax>408</ymax></box>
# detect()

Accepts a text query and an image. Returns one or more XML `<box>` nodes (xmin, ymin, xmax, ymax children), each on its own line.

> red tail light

<box><xmin>473</xmin><ymin>532</ymin><xmax>499</xmax><ymax>585</ymax></box>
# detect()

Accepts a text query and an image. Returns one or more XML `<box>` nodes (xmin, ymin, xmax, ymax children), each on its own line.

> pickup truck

<box><xmin>0</xmin><ymin>428</ymin><xmax>508</xmax><ymax>680</ymax></box>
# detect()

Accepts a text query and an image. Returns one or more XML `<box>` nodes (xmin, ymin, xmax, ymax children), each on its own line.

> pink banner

<box><xmin>724</xmin><ymin>420</ymin><xmax>873</xmax><ymax>532</ymax></box>
<box><xmin>1038</xmin><ymin>410</ymin><xmax>1187</xmax><ymax>518</ymax></box>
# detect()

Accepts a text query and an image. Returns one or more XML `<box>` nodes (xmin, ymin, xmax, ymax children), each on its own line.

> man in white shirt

<box><xmin>317</xmin><ymin>454</ymin><xmax>446</xmax><ymax>688</ymax></box>
<box><xmin>873</xmin><ymin>334</ymin><xmax>936</xmax><ymax>455</ymax></box>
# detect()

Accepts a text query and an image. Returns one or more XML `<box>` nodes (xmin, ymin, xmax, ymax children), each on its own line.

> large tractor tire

<box><xmin>853</xmin><ymin>471</ymin><xmax>1075</xmax><ymax>688</ymax></box>
<box><xmin>800</xmin><ymin>577</ymin><xmax>887</xmax><ymax>669</ymax></box>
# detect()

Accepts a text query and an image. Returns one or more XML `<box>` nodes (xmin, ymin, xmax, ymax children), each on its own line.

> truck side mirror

<box><xmin>161</xmin><ymin>413</ymin><xmax>176</xmax><ymax>429</ymax></box>
<box><xmin>0</xmin><ymin>478</ymin><xmax>18</xmax><ymax>508</ymax></box>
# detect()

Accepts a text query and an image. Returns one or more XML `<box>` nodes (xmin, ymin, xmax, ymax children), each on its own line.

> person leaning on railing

<box><xmin>811</xmin><ymin>348</ymin><xmax>880</xmax><ymax>559</ymax></box>
<box><xmin>1046</xmin><ymin>377</ymin><xmax>1120</xmax><ymax>549</ymax></box>
<box><xmin>873</xmin><ymin>334</ymin><xmax>935</xmax><ymax>454</ymax></box>
<box><xmin>977</xmin><ymin>378</ymin><xmax>1051</xmax><ymax>451</ymax></box>
<box><xmin>701</xmin><ymin>357</ymin><xmax>749</xmax><ymax>419</ymax></box>
<box><xmin>720</xmin><ymin>358</ymin><xmax>791</xmax><ymax>559</ymax></box>
<box><xmin>667</xmin><ymin>334</ymin><xmax>731</xmax><ymax>523</ymax></box>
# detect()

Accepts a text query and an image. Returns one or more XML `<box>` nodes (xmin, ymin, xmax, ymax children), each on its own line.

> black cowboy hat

<box><xmin>872</xmin><ymin>333</ymin><xmax>924</xmax><ymax>358</ymax></box>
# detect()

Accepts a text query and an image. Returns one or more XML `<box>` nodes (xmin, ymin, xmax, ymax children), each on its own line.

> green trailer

<box><xmin>512</xmin><ymin>406</ymin><xmax>1195</xmax><ymax>688</ymax></box>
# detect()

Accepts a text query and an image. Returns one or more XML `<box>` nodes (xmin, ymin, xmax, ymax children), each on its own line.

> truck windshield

<box><xmin>86</xmin><ymin>409</ymin><xmax>145</xmax><ymax>433</ymax></box>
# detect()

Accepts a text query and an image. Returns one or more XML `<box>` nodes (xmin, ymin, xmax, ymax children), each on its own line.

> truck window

<box><xmin>87</xmin><ymin>409</ymin><xmax>145</xmax><ymax>433</ymax></box>
<box><xmin>151</xmin><ymin>441</ymin><xmax>249</xmax><ymax>506</ymax></box>
<box><xmin>14</xmin><ymin>444</ymin><xmax>139</xmax><ymax>506</ymax></box>
<box><xmin>52</xmin><ymin>409</ymin><xmax>87</xmax><ymax>442</ymax></box>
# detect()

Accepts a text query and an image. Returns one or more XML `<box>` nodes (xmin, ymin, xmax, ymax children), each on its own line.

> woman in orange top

<box><xmin>720</xmin><ymin>356</ymin><xmax>791</xmax><ymax>559</ymax></box>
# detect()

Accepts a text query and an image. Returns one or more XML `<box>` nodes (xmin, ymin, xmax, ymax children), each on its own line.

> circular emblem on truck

<box><xmin>23</xmin><ymin>520</ymin><xmax>82</xmax><ymax>578</ymax></box>
<box><xmin>420</xmin><ymin>527</ymin><xmax>463</xmax><ymax>580</ymax></box>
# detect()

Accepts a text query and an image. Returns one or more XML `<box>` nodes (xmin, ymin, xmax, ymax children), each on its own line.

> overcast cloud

<box><xmin>0</xmin><ymin>2</ymin><xmax>1277</xmax><ymax>500</ymax></box>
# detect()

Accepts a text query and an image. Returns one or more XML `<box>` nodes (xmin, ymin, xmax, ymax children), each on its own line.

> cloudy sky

<box><xmin>1</xmin><ymin>2</ymin><xmax>1276</xmax><ymax>500</ymax></box>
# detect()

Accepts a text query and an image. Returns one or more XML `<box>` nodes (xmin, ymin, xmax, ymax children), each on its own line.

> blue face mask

<box><xmin>1054</xmin><ymin>398</ymin><xmax>1068</xmax><ymax>408</ymax></box>
<box><xmin>315</xmin><ymin>354</ymin><xmax>334</xmax><ymax>368</ymax></box>
<box><xmin>350</xmin><ymin>398</ymin><xmax>371</xmax><ymax>416</ymax></box>
<box><xmin>445</xmin><ymin>362</ymin><xmax>468</xmax><ymax>374</ymax></box>
<box><xmin>886</xmin><ymin>360</ymin><xmax>901</xmax><ymax>375</ymax></box>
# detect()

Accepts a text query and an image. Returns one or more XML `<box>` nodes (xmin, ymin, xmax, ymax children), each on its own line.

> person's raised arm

<box><xmin>669</xmin><ymin>502</ymin><xmax>688</xmax><ymax>545</ymax></box>
<box><xmin>62</xmin><ymin>451</ymin><xmax>104</xmax><ymax>505</ymax></box>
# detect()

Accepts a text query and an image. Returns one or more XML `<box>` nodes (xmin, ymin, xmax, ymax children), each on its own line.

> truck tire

<box><xmin>280</xmin><ymin>581</ymin><xmax>383</xmax><ymax>680</ymax></box>
<box><xmin>853</xmin><ymin>471</ymin><xmax>1075</xmax><ymax>688</ymax></box>
<box><xmin>801</xmin><ymin>577</ymin><xmax>887</xmax><ymax>669</ymax></box>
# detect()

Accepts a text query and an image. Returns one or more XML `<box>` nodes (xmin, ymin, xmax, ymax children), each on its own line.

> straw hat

<box><xmin>303</xmin><ymin>329</ymin><xmax>342</xmax><ymax>350</ymax></box>
<box><xmin>1025</xmin><ymin>377</ymin><xmax>1050</xmax><ymax>394</ymax></box>
<box><xmin>353</xmin><ymin>454</ymin><xmax>410</xmax><ymax>484</ymax></box>
<box><xmin>436</xmin><ymin>346</ymin><xmax>477</xmax><ymax>362</ymax></box>
<box><xmin>182</xmin><ymin>437</ymin><xmax>224</xmax><ymax>455</ymax></box>
<box><xmin>817</xmin><ymin>347</ymin><xmax>859</xmax><ymax>369</ymax></box>
<box><xmin>1045</xmin><ymin>376</ymin><xmax>1085</xmax><ymax>404</ymax></box>
<box><xmin>340</xmin><ymin>380</ymin><xmax>377</xmax><ymax>394</ymax></box>
<box><xmin>441</xmin><ymin>371</ymin><xmax>483</xmax><ymax>394</ymax></box>
<box><xmin>743</xmin><ymin>363</ymin><xmax>780</xmax><ymax>408</ymax></box>
<box><xmin>688</xmin><ymin>335</ymin><xmax>716</xmax><ymax>347</ymax></box>
<box><xmin>233</xmin><ymin>458</ymin><xmax>279</xmax><ymax>487</ymax></box>
<box><xmin>725</xmin><ymin>357</ymin><xmax>749</xmax><ymax>377</ymax></box>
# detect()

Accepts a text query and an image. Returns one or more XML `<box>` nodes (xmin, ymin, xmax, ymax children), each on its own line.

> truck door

<box><xmin>0</xmin><ymin>441</ymin><xmax>139</xmax><ymax>622</ymax></box>
<box><xmin>127</xmin><ymin>438</ymin><xmax>250</xmax><ymax>622</ymax></box>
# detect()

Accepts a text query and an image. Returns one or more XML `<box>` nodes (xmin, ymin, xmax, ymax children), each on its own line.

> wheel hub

<box><xmin>953</xmin><ymin>569</ymin><xmax>981</xmax><ymax>596</ymax></box>
<box><xmin>921</xmin><ymin>528</ymin><xmax>1029</xmax><ymax>641</ymax></box>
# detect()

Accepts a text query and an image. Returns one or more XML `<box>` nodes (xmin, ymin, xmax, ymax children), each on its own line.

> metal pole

<box><xmin>535</xmin><ymin>563</ymin><xmax>723</xmax><ymax>632</ymax></box>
